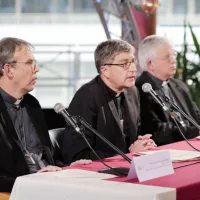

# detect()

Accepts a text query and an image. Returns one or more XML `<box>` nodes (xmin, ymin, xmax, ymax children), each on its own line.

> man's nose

<box><xmin>129</xmin><ymin>63</ymin><xmax>137</xmax><ymax>72</ymax></box>
<box><xmin>34</xmin><ymin>64</ymin><xmax>39</xmax><ymax>73</ymax></box>
<box><xmin>170</xmin><ymin>56</ymin><xmax>177</xmax><ymax>64</ymax></box>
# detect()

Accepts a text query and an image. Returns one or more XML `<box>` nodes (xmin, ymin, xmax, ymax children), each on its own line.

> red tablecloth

<box><xmin>64</xmin><ymin>138</ymin><xmax>200</xmax><ymax>200</ymax></box>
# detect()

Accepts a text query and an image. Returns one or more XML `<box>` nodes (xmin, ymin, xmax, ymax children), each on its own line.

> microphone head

<box><xmin>142</xmin><ymin>83</ymin><xmax>152</xmax><ymax>93</ymax></box>
<box><xmin>54</xmin><ymin>103</ymin><xmax>65</xmax><ymax>114</ymax></box>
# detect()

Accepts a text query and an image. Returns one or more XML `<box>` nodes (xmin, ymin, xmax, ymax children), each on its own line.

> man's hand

<box><xmin>70</xmin><ymin>159</ymin><xmax>92</xmax><ymax>166</ymax></box>
<box><xmin>137</xmin><ymin>134</ymin><xmax>152</xmax><ymax>140</ymax></box>
<box><xmin>129</xmin><ymin>134</ymin><xmax>156</xmax><ymax>153</ymax></box>
<box><xmin>137</xmin><ymin>134</ymin><xmax>156</xmax><ymax>147</ymax></box>
<box><xmin>38</xmin><ymin>165</ymin><xmax>62</xmax><ymax>173</ymax></box>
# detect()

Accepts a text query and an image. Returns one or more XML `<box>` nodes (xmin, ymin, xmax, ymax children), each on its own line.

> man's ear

<box><xmin>100</xmin><ymin>65</ymin><xmax>109</xmax><ymax>78</ymax></box>
<box><xmin>146</xmin><ymin>59</ymin><xmax>154</xmax><ymax>72</ymax></box>
<box><xmin>3</xmin><ymin>64</ymin><xmax>14</xmax><ymax>79</ymax></box>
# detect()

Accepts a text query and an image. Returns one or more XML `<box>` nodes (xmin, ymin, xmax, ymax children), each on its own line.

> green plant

<box><xmin>174</xmin><ymin>22</ymin><xmax>200</xmax><ymax>108</ymax></box>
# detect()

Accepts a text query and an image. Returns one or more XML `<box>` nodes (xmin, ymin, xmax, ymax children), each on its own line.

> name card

<box><xmin>128</xmin><ymin>150</ymin><xmax>174</xmax><ymax>182</ymax></box>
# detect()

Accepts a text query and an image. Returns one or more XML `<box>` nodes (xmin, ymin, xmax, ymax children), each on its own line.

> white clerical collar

<box><xmin>162</xmin><ymin>80</ymin><xmax>169</xmax><ymax>87</ymax></box>
<box><xmin>14</xmin><ymin>98</ymin><xmax>23</xmax><ymax>105</ymax></box>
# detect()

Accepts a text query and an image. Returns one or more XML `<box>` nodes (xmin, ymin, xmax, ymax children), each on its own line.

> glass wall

<box><xmin>32</xmin><ymin>44</ymin><xmax>98</xmax><ymax>107</ymax></box>
<box><xmin>1</xmin><ymin>0</ymin><xmax>200</xmax><ymax>107</ymax></box>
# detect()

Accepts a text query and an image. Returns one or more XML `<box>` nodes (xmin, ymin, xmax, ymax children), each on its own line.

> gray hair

<box><xmin>138</xmin><ymin>35</ymin><xmax>173</xmax><ymax>70</ymax></box>
<box><xmin>0</xmin><ymin>37</ymin><xmax>34</xmax><ymax>77</ymax></box>
<box><xmin>94</xmin><ymin>39</ymin><xmax>134</xmax><ymax>74</ymax></box>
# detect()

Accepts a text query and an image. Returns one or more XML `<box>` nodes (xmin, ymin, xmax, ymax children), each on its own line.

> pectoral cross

<box><xmin>25</xmin><ymin>150</ymin><xmax>36</xmax><ymax>164</ymax></box>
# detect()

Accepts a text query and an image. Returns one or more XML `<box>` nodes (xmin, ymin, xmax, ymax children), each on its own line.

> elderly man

<box><xmin>0</xmin><ymin>37</ymin><xmax>62</xmax><ymax>192</ymax></box>
<box><xmin>136</xmin><ymin>35</ymin><xmax>200</xmax><ymax>146</ymax></box>
<box><xmin>62</xmin><ymin>39</ymin><xmax>155</xmax><ymax>164</ymax></box>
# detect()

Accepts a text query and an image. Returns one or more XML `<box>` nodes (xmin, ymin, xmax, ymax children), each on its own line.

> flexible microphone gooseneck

<box><xmin>164</xmin><ymin>95</ymin><xmax>200</xmax><ymax>130</ymax></box>
<box><xmin>170</xmin><ymin>115</ymin><xmax>200</xmax><ymax>152</ymax></box>
<box><xmin>142</xmin><ymin>83</ymin><xmax>200</xmax><ymax>152</ymax></box>
<box><xmin>54</xmin><ymin>103</ymin><xmax>131</xmax><ymax>175</ymax></box>
<box><xmin>75</xmin><ymin>115</ymin><xmax>132</xmax><ymax>163</ymax></box>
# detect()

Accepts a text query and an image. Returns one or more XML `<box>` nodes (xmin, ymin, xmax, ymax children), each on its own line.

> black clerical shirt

<box><xmin>0</xmin><ymin>88</ymin><xmax>48</xmax><ymax>173</ymax></box>
<box><xmin>99</xmin><ymin>78</ymin><xmax>130</xmax><ymax>151</ymax></box>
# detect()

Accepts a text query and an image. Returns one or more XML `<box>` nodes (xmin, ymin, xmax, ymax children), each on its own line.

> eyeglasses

<box><xmin>104</xmin><ymin>58</ymin><xmax>137</xmax><ymax>70</ymax></box>
<box><xmin>155</xmin><ymin>52</ymin><xmax>177</xmax><ymax>61</ymax></box>
<box><xmin>8</xmin><ymin>59</ymin><xmax>37</xmax><ymax>69</ymax></box>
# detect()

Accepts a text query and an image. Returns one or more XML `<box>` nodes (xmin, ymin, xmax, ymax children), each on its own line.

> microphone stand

<box><xmin>70</xmin><ymin>116</ymin><xmax>132</xmax><ymax>175</ymax></box>
<box><xmin>55</xmin><ymin>102</ymin><xmax>132</xmax><ymax>175</ymax></box>
<box><xmin>76</xmin><ymin>116</ymin><xmax>132</xmax><ymax>163</ymax></box>
<box><xmin>73</xmin><ymin>116</ymin><xmax>133</xmax><ymax>175</ymax></box>
<box><xmin>164</xmin><ymin>95</ymin><xmax>200</xmax><ymax>130</ymax></box>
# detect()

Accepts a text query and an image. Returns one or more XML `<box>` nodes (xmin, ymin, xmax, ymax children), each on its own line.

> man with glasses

<box><xmin>0</xmin><ymin>37</ymin><xmax>62</xmax><ymax>192</ymax></box>
<box><xmin>136</xmin><ymin>35</ymin><xmax>200</xmax><ymax>145</ymax></box>
<box><xmin>63</xmin><ymin>39</ymin><xmax>156</xmax><ymax>164</ymax></box>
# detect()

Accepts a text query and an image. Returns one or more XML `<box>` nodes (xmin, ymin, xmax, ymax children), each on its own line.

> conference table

<box><xmin>10</xmin><ymin>138</ymin><xmax>200</xmax><ymax>200</ymax></box>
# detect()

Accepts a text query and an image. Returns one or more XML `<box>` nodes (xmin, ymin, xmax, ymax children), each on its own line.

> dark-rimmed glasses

<box><xmin>104</xmin><ymin>58</ymin><xmax>137</xmax><ymax>70</ymax></box>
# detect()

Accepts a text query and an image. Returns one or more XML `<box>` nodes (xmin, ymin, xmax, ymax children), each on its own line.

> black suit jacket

<box><xmin>62</xmin><ymin>76</ymin><xmax>140</xmax><ymax>164</ymax></box>
<box><xmin>136</xmin><ymin>71</ymin><xmax>200</xmax><ymax>145</ymax></box>
<box><xmin>0</xmin><ymin>93</ymin><xmax>55</xmax><ymax>192</ymax></box>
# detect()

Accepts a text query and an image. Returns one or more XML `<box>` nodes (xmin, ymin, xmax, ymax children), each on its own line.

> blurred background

<box><xmin>1</xmin><ymin>0</ymin><xmax>200</xmax><ymax>128</ymax></box>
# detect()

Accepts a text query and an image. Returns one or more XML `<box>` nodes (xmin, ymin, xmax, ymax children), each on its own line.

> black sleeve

<box><xmin>62</xmin><ymin>85</ymin><xmax>115</xmax><ymax>164</ymax></box>
<box><xmin>180</xmin><ymin>81</ymin><xmax>200</xmax><ymax>124</ymax></box>
<box><xmin>26</xmin><ymin>94</ymin><xmax>64</xmax><ymax>166</ymax></box>
<box><xmin>0</xmin><ymin>175</ymin><xmax>15</xmax><ymax>192</ymax></box>
<box><xmin>0</xmin><ymin>121</ymin><xmax>16</xmax><ymax>192</ymax></box>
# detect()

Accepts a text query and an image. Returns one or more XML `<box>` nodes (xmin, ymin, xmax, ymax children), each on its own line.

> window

<box><xmin>157</xmin><ymin>0</ymin><xmax>167</xmax><ymax>14</ymax></box>
<box><xmin>0</xmin><ymin>0</ymin><xmax>15</xmax><ymax>13</ymax></box>
<box><xmin>73</xmin><ymin>0</ymin><xmax>95</xmax><ymax>13</ymax></box>
<box><xmin>49</xmin><ymin>0</ymin><xmax>69</xmax><ymax>13</ymax></box>
<box><xmin>21</xmin><ymin>0</ymin><xmax>68</xmax><ymax>13</ymax></box>
<box><xmin>195</xmin><ymin>0</ymin><xmax>200</xmax><ymax>14</ymax></box>
<box><xmin>173</xmin><ymin>0</ymin><xmax>187</xmax><ymax>14</ymax></box>
<box><xmin>22</xmin><ymin>0</ymin><xmax>52</xmax><ymax>13</ymax></box>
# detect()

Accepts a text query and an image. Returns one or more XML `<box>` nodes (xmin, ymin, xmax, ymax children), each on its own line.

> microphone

<box><xmin>142</xmin><ymin>83</ymin><xmax>169</xmax><ymax>112</ymax></box>
<box><xmin>54</xmin><ymin>103</ymin><xmax>82</xmax><ymax>135</ymax></box>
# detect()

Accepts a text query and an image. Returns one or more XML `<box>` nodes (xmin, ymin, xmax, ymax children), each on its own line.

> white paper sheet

<box><xmin>135</xmin><ymin>149</ymin><xmax>200</xmax><ymax>162</ymax></box>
